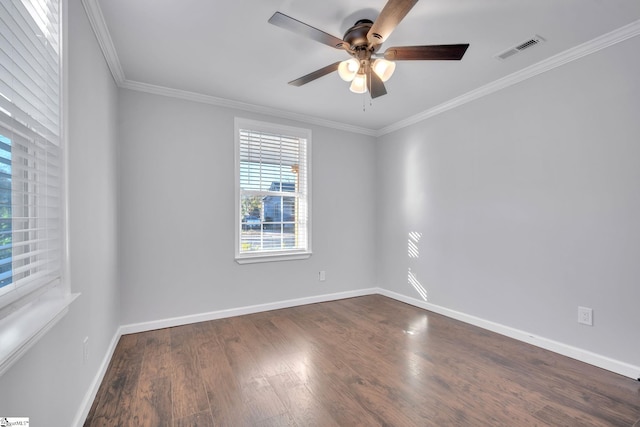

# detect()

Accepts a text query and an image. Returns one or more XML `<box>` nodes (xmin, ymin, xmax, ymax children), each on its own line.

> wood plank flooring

<box><xmin>84</xmin><ymin>295</ymin><xmax>640</xmax><ymax>426</ymax></box>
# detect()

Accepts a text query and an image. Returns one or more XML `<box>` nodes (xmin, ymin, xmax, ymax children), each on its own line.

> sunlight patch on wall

<box><xmin>408</xmin><ymin>268</ymin><xmax>428</xmax><ymax>301</ymax></box>
<box><xmin>407</xmin><ymin>231</ymin><xmax>428</xmax><ymax>301</ymax></box>
<box><xmin>408</xmin><ymin>231</ymin><xmax>421</xmax><ymax>258</ymax></box>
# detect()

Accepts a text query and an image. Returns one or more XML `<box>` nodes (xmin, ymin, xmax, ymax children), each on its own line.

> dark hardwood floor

<box><xmin>84</xmin><ymin>295</ymin><xmax>640</xmax><ymax>426</ymax></box>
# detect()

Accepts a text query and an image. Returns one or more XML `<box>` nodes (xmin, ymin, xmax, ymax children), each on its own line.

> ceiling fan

<box><xmin>268</xmin><ymin>0</ymin><xmax>469</xmax><ymax>98</ymax></box>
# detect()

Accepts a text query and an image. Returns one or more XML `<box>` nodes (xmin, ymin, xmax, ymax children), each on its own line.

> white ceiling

<box><xmin>90</xmin><ymin>0</ymin><xmax>640</xmax><ymax>134</ymax></box>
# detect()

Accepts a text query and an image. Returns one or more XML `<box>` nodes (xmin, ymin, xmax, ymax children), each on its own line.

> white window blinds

<box><xmin>235</xmin><ymin>118</ymin><xmax>311</xmax><ymax>263</ymax></box>
<box><xmin>0</xmin><ymin>0</ymin><xmax>62</xmax><ymax>316</ymax></box>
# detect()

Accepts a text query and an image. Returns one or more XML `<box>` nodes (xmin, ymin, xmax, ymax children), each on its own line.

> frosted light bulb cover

<box><xmin>372</xmin><ymin>59</ymin><xmax>396</xmax><ymax>82</ymax></box>
<box><xmin>338</xmin><ymin>59</ymin><xmax>359</xmax><ymax>81</ymax></box>
<box><xmin>349</xmin><ymin>73</ymin><xmax>367</xmax><ymax>93</ymax></box>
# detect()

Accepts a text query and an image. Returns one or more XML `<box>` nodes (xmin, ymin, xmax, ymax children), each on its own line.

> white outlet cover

<box><xmin>578</xmin><ymin>306</ymin><xmax>593</xmax><ymax>326</ymax></box>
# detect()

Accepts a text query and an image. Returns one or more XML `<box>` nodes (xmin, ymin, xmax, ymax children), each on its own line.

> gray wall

<box><xmin>2</xmin><ymin>1</ymin><xmax>639</xmax><ymax>423</ymax></box>
<box><xmin>0</xmin><ymin>0</ymin><xmax>121</xmax><ymax>424</ymax></box>
<box><xmin>117</xmin><ymin>90</ymin><xmax>377</xmax><ymax>325</ymax></box>
<box><xmin>376</xmin><ymin>36</ymin><xmax>640</xmax><ymax>366</ymax></box>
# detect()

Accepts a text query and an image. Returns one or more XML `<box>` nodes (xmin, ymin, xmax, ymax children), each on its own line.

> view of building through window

<box><xmin>241</xmin><ymin>178</ymin><xmax>297</xmax><ymax>250</ymax></box>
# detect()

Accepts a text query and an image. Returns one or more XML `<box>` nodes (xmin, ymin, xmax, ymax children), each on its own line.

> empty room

<box><xmin>1</xmin><ymin>0</ymin><xmax>639</xmax><ymax>425</ymax></box>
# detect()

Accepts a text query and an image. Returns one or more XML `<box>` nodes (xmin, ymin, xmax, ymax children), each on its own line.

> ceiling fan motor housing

<box><xmin>344</xmin><ymin>19</ymin><xmax>379</xmax><ymax>56</ymax></box>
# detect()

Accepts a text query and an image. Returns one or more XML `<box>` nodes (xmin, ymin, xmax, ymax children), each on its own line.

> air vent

<box><xmin>495</xmin><ymin>35</ymin><xmax>545</xmax><ymax>60</ymax></box>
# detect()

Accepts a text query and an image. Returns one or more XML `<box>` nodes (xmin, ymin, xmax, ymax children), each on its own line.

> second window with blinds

<box><xmin>234</xmin><ymin>118</ymin><xmax>311</xmax><ymax>263</ymax></box>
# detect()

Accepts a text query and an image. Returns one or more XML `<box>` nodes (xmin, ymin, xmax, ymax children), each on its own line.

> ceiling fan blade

<box><xmin>288</xmin><ymin>62</ymin><xmax>341</xmax><ymax>87</ymax></box>
<box><xmin>269</xmin><ymin>12</ymin><xmax>347</xmax><ymax>50</ymax></box>
<box><xmin>383</xmin><ymin>44</ymin><xmax>469</xmax><ymax>60</ymax></box>
<box><xmin>367</xmin><ymin>0</ymin><xmax>418</xmax><ymax>46</ymax></box>
<box><xmin>368</xmin><ymin>70</ymin><xmax>387</xmax><ymax>99</ymax></box>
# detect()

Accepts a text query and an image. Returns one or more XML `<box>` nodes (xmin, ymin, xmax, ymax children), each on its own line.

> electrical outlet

<box><xmin>83</xmin><ymin>336</ymin><xmax>89</xmax><ymax>364</ymax></box>
<box><xmin>319</xmin><ymin>271</ymin><xmax>326</xmax><ymax>282</ymax></box>
<box><xmin>578</xmin><ymin>306</ymin><xmax>593</xmax><ymax>326</ymax></box>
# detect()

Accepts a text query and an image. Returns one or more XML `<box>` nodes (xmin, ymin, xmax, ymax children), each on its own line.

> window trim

<box><xmin>0</xmin><ymin>0</ymin><xmax>75</xmax><ymax>377</ymax></box>
<box><xmin>234</xmin><ymin>118</ymin><xmax>312</xmax><ymax>264</ymax></box>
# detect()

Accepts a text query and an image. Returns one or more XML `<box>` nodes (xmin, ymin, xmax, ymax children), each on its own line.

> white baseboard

<box><xmin>377</xmin><ymin>288</ymin><xmax>640</xmax><ymax>380</ymax></box>
<box><xmin>72</xmin><ymin>326</ymin><xmax>123</xmax><ymax>427</ymax></box>
<box><xmin>119</xmin><ymin>288</ymin><xmax>379</xmax><ymax>335</ymax></box>
<box><xmin>74</xmin><ymin>286</ymin><xmax>640</xmax><ymax>425</ymax></box>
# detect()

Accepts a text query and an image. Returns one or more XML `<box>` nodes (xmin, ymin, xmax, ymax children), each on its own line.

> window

<box><xmin>235</xmin><ymin>118</ymin><xmax>311</xmax><ymax>263</ymax></box>
<box><xmin>0</xmin><ymin>0</ymin><xmax>69</xmax><ymax>375</ymax></box>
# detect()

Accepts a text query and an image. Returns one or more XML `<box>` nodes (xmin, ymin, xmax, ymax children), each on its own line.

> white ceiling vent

<box><xmin>495</xmin><ymin>35</ymin><xmax>546</xmax><ymax>60</ymax></box>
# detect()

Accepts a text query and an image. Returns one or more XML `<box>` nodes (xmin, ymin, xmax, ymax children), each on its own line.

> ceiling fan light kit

<box><xmin>339</xmin><ymin>57</ymin><xmax>396</xmax><ymax>94</ymax></box>
<box><xmin>268</xmin><ymin>0</ymin><xmax>469</xmax><ymax>100</ymax></box>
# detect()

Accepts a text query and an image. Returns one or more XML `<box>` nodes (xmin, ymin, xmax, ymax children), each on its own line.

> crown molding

<box><xmin>119</xmin><ymin>80</ymin><xmax>378</xmax><ymax>136</ymax></box>
<box><xmin>80</xmin><ymin>0</ymin><xmax>375</xmax><ymax>136</ymax></box>
<box><xmin>81</xmin><ymin>0</ymin><xmax>125</xmax><ymax>84</ymax></box>
<box><xmin>82</xmin><ymin>0</ymin><xmax>640</xmax><ymax>138</ymax></box>
<box><xmin>376</xmin><ymin>18</ymin><xmax>640</xmax><ymax>136</ymax></box>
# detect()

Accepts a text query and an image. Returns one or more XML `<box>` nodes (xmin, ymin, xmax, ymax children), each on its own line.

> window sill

<box><xmin>0</xmin><ymin>288</ymin><xmax>79</xmax><ymax>377</ymax></box>
<box><xmin>235</xmin><ymin>251</ymin><xmax>312</xmax><ymax>264</ymax></box>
